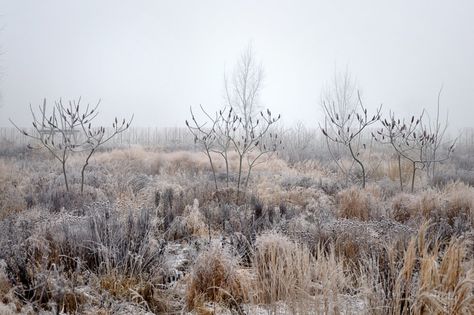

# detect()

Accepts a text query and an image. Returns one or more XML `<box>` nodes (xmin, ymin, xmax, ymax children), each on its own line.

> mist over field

<box><xmin>0</xmin><ymin>0</ymin><xmax>474</xmax><ymax>131</ymax></box>
<box><xmin>0</xmin><ymin>1</ymin><xmax>473</xmax><ymax>315</ymax></box>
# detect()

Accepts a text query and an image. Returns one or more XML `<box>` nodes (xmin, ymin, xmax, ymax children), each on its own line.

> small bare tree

<box><xmin>320</xmin><ymin>70</ymin><xmax>361</xmax><ymax>182</ymax></box>
<box><xmin>185</xmin><ymin>105</ymin><xmax>220</xmax><ymax>190</ymax></box>
<box><xmin>186</xmin><ymin>45</ymin><xmax>280</xmax><ymax>200</ymax></box>
<box><xmin>186</xmin><ymin>104</ymin><xmax>281</xmax><ymax>201</ymax></box>
<box><xmin>213</xmin><ymin>107</ymin><xmax>240</xmax><ymax>187</ymax></box>
<box><xmin>77</xmin><ymin>110</ymin><xmax>133</xmax><ymax>193</ymax></box>
<box><xmin>236</xmin><ymin>109</ymin><xmax>281</xmax><ymax>194</ymax></box>
<box><xmin>321</xmin><ymin>90</ymin><xmax>381</xmax><ymax>189</ymax></box>
<box><xmin>374</xmin><ymin>112</ymin><xmax>423</xmax><ymax>192</ymax></box>
<box><xmin>373</xmin><ymin>110</ymin><xmax>455</xmax><ymax>192</ymax></box>
<box><xmin>11</xmin><ymin>98</ymin><xmax>132</xmax><ymax>193</ymax></box>
<box><xmin>10</xmin><ymin>99</ymin><xmax>87</xmax><ymax>191</ymax></box>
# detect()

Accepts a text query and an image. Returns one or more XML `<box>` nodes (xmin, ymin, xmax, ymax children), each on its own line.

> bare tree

<box><xmin>10</xmin><ymin>99</ymin><xmax>86</xmax><ymax>191</ymax></box>
<box><xmin>223</xmin><ymin>44</ymin><xmax>284</xmax><ymax>199</ymax></box>
<box><xmin>77</xmin><ymin>108</ymin><xmax>133</xmax><ymax>193</ymax></box>
<box><xmin>224</xmin><ymin>43</ymin><xmax>263</xmax><ymax>136</ymax></box>
<box><xmin>186</xmin><ymin>45</ymin><xmax>280</xmax><ymax>200</ymax></box>
<box><xmin>373</xmin><ymin>110</ymin><xmax>455</xmax><ymax>192</ymax></box>
<box><xmin>320</xmin><ymin>70</ymin><xmax>381</xmax><ymax>188</ymax></box>
<box><xmin>238</xmin><ymin>109</ymin><xmax>281</xmax><ymax>194</ymax></box>
<box><xmin>185</xmin><ymin>104</ymin><xmax>281</xmax><ymax>201</ymax></box>
<box><xmin>10</xmin><ymin>98</ymin><xmax>132</xmax><ymax>193</ymax></box>
<box><xmin>213</xmin><ymin>106</ymin><xmax>240</xmax><ymax>188</ymax></box>
<box><xmin>423</xmin><ymin>87</ymin><xmax>452</xmax><ymax>179</ymax></box>
<box><xmin>320</xmin><ymin>70</ymin><xmax>360</xmax><ymax>182</ymax></box>
<box><xmin>374</xmin><ymin>111</ymin><xmax>423</xmax><ymax>192</ymax></box>
<box><xmin>185</xmin><ymin>105</ymin><xmax>220</xmax><ymax>190</ymax></box>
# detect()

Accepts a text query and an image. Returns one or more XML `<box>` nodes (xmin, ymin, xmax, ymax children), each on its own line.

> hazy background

<box><xmin>0</xmin><ymin>0</ymin><xmax>473</xmax><ymax>131</ymax></box>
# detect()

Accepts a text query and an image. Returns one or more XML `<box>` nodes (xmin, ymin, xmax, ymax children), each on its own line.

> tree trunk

<box><xmin>398</xmin><ymin>154</ymin><xmax>403</xmax><ymax>192</ymax></box>
<box><xmin>349</xmin><ymin>142</ymin><xmax>366</xmax><ymax>188</ymax></box>
<box><xmin>81</xmin><ymin>149</ymin><xmax>95</xmax><ymax>194</ymax></box>
<box><xmin>236</xmin><ymin>155</ymin><xmax>244</xmax><ymax>202</ymax></box>
<box><xmin>224</xmin><ymin>151</ymin><xmax>230</xmax><ymax>188</ymax></box>
<box><xmin>62</xmin><ymin>149</ymin><xmax>69</xmax><ymax>192</ymax></box>
<box><xmin>205</xmin><ymin>147</ymin><xmax>218</xmax><ymax>191</ymax></box>
<box><xmin>244</xmin><ymin>162</ymin><xmax>253</xmax><ymax>193</ymax></box>
<box><xmin>411</xmin><ymin>162</ymin><xmax>416</xmax><ymax>193</ymax></box>
<box><xmin>62</xmin><ymin>160</ymin><xmax>69</xmax><ymax>192</ymax></box>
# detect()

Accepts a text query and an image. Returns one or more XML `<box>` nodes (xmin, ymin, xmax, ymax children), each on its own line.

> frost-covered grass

<box><xmin>0</xmin><ymin>144</ymin><xmax>473</xmax><ymax>314</ymax></box>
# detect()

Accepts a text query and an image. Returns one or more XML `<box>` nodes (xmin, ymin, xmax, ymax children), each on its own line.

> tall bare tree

<box><xmin>224</xmin><ymin>43</ymin><xmax>263</xmax><ymax>136</ymax></box>
<box><xmin>423</xmin><ymin>87</ymin><xmax>451</xmax><ymax>179</ymax></box>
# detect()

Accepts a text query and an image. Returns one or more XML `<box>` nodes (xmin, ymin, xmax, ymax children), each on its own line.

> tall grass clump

<box><xmin>186</xmin><ymin>243</ymin><xmax>249</xmax><ymax>312</ymax></box>
<box><xmin>336</xmin><ymin>186</ymin><xmax>380</xmax><ymax>221</ymax></box>
<box><xmin>442</xmin><ymin>181</ymin><xmax>474</xmax><ymax>228</ymax></box>
<box><xmin>310</xmin><ymin>245</ymin><xmax>357</xmax><ymax>314</ymax></box>
<box><xmin>252</xmin><ymin>232</ymin><xmax>312</xmax><ymax>306</ymax></box>
<box><xmin>390</xmin><ymin>222</ymin><xmax>474</xmax><ymax>314</ymax></box>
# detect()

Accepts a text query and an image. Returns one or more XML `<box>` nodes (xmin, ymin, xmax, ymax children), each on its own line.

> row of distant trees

<box><xmin>8</xmin><ymin>44</ymin><xmax>456</xmax><ymax>197</ymax></box>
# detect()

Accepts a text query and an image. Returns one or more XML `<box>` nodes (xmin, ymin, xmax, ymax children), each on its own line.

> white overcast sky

<box><xmin>0</xmin><ymin>0</ymin><xmax>473</xmax><ymax>130</ymax></box>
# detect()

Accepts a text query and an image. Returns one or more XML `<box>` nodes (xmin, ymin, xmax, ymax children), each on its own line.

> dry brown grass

<box><xmin>0</xmin><ymin>160</ymin><xmax>26</xmax><ymax>219</ymax></box>
<box><xmin>391</xmin><ymin>222</ymin><xmax>474</xmax><ymax>315</ymax></box>
<box><xmin>310</xmin><ymin>246</ymin><xmax>353</xmax><ymax>314</ymax></box>
<box><xmin>294</xmin><ymin>159</ymin><xmax>332</xmax><ymax>177</ymax></box>
<box><xmin>391</xmin><ymin>189</ymin><xmax>444</xmax><ymax>223</ymax></box>
<box><xmin>0</xmin><ymin>263</ymin><xmax>13</xmax><ymax>306</ymax></box>
<box><xmin>99</xmin><ymin>272</ymin><xmax>170</xmax><ymax>313</ymax></box>
<box><xmin>336</xmin><ymin>186</ymin><xmax>381</xmax><ymax>221</ymax></box>
<box><xmin>391</xmin><ymin>193</ymin><xmax>417</xmax><ymax>223</ymax></box>
<box><xmin>335</xmin><ymin>232</ymin><xmax>369</xmax><ymax>268</ymax></box>
<box><xmin>164</xmin><ymin>199</ymin><xmax>208</xmax><ymax>241</ymax></box>
<box><xmin>251</xmin><ymin>232</ymin><xmax>369</xmax><ymax>313</ymax></box>
<box><xmin>182</xmin><ymin>199</ymin><xmax>208</xmax><ymax>237</ymax></box>
<box><xmin>256</xmin><ymin>177</ymin><xmax>322</xmax><ymax>210</ymax></box>
<box><xmin>386</xmin><ymin>157</ymin><xmax>413</xmax><ymax>183</ymax></box>
<box><xmin>0</xmin><ymin>187</ymin><xmax>26</xmax><ymax>220</ymax></box>
<box><xmin>442</xmin><ymin>181</ymin><xmax>474</xmax><ymax>227</ymax></box>
<box><xmin>252</xmin><ymin>232</ymin><xmax>312</xmax><ymax>305</ymax></box>
<box><xmin>1</xmin><ymin>145</ymin><xmax>473</xmax><ymax>314</ymax></box>
<box><xmin>390</xmin><ymin>183</ymin><xmax>474</xmax><ymax>228</ymax></box>
<box><xmin>417</xmin><ymin>189</ymin><xmax>442</xmax><ymax>219</ymax></box>
<box><xmin>93</xmin><ymin>146</ymin><xmax>212</xmax><ymax>176</ymax></box>
<box><xmin>186</xmin><ymin>243</ymin><xmax>250</xmax><ymax>312</ymax></box>
<box><xmin>252</xmin><ymin>154</ymin><xmax>291</xmax><ymax>173</ymax></box>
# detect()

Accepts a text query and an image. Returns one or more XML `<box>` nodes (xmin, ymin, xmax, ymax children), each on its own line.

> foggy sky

<box><xmin>0</xmin><ymin>0</ymin><xmax>473</xmax><ymax>131</ymax></box>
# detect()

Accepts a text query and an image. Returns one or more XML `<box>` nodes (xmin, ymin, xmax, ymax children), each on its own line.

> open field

<box><xmin>2</xmin><ymin>1</ymin><xmax>474</xmax><ymax>314</ymax></box>
<box><xmin>0</xmin><ymin>137</ymin><xmax>473</xmax><ymax>314</ymax></box>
